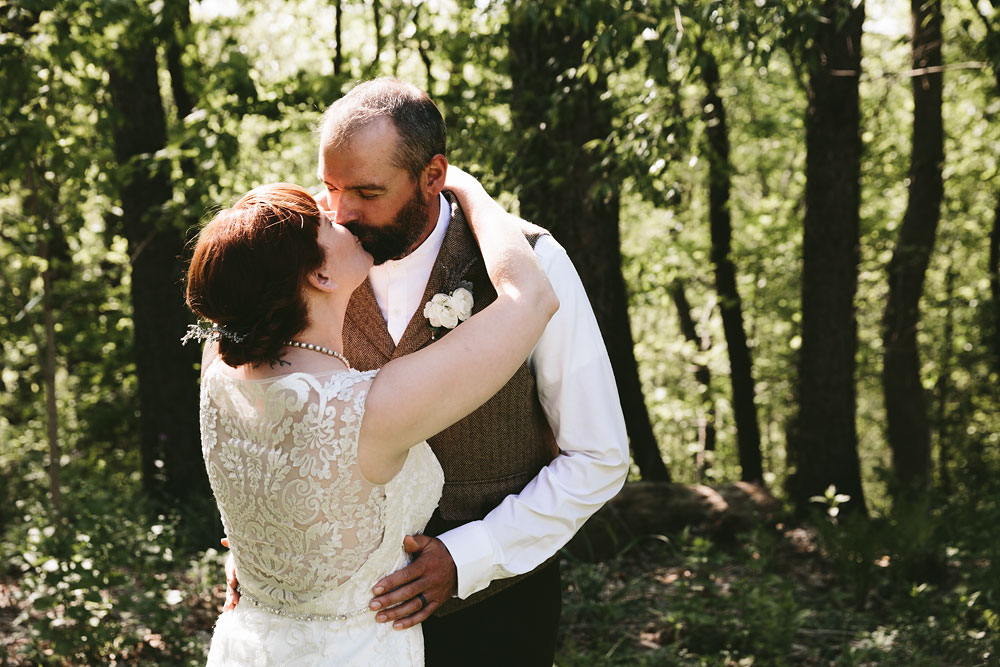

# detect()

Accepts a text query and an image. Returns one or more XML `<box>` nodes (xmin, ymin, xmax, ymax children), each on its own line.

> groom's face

<box><xmin>318</xmin><ymin>118</ymin><xmax>436</xmax><ymax>266</ymax></box>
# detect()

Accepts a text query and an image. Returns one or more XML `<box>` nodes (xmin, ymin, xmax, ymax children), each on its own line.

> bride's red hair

<box><xmin>186</xmin><ymin>183</ymin><xmax>325</xmax><ymax>367</ymax></box>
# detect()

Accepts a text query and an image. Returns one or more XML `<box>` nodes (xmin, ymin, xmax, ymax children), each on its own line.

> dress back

<box><xmin>200</xmin><ymin>361</ymin><xmax>442</xmax><ymax>622</ymax></box>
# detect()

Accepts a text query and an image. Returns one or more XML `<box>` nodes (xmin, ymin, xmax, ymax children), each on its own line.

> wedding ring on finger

<box><xmin>416</xmin><ymin>592</ymin><xmax>427</xmax><ymax>609</ymax></box>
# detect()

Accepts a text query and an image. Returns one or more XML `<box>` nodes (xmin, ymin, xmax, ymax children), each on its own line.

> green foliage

<box><xmin>558</xmin><ymin>488</ymin><xmax>1000</xmax><ymax>665</ymax></box>
<box><xmin>0</xmin><ymin>0</ymin><xmax>140</xmax><ymax>536</ymax></box>
<box><xmin>2</xmin><ymin>478</ymin><xmax>220</xmax><ymax>665</ymax></box>
<box><xmin>558</xmin><ymin>532</ymin><xmax>804</xmax><ymax>666</ymax></box>
<box><xmin>655</xmin><ymin>537</ymin><xmax>801</xmax><ymax>662</ymax></box>
<box><xmin>619</xmin><ymin>43</ymin><xmax>806</xmax><ymax>484</ymax></box>
<box><xmin>2</xmin><ymin>0</ymin><xmax>1000</xmax><ymax>663</ymax></box>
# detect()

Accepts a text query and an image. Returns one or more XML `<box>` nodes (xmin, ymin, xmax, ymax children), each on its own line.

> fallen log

<box><xmin>565</xmin><ymin>481</ymin><xmax>781</xmax><ymax>562</ymax></box>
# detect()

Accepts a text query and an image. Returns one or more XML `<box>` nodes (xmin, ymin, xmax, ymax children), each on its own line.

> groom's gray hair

<box><xmin>319</xmin><ymin>77</ymin><xmax>446</xmax><ymax>181</ymax></box>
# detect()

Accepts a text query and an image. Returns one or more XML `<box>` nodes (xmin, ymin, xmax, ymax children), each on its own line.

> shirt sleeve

<box><xmin>436</xmin><ymin>235</ymin><xmax>631</xmax><ymax>598</ymax></box>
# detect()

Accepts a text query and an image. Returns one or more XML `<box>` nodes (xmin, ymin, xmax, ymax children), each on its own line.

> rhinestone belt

<box><xmin>238</xmin><ymin>587</ymin><xmax>371</xmax><ymax>622</ymax></box>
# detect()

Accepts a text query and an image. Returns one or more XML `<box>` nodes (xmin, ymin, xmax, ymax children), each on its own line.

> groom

<box><xmin>234</xmin><ymin>77</ymin><xmax>629</xmax><ymax>665</ymax></box>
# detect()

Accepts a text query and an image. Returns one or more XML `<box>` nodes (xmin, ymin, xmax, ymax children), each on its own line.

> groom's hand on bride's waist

<box><xmin>369</xmin><ymin>534</ymin><xmax>457</xmax><ymax>630</ymax></box>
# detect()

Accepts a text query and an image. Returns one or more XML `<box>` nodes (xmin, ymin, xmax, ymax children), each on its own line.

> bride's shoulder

<box><xmin>275</xmin><ymin>367</ymin><xmax>378</xmax><ymax>400</ymax></box>
<box><xmin>316</xmin><ymin>367</ymin><xmax>379</xmax><ymax>398</ymax></box>
<box><xmin>202</xmin><ymin>364</ymin><xmax>378</xmax><ymax>403</ymax></box>
<box><xmin>348</xmin><ymin>368</ymin><xmax>379</xmax><ymax>382</ymax></box>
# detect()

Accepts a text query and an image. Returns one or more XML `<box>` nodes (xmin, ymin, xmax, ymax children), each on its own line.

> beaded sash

<box><xmin>238</xmin><ymin>586</ymin><xmax>371</xmax><ymax>622</ymax></box>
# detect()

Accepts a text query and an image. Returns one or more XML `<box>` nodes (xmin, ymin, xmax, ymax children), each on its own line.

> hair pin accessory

<box><xmin>180</xmin><ymin>321</ymin><xmax>248</xmax><ymax>345</ymax></box>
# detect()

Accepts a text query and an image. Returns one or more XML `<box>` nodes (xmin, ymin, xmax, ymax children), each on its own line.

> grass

<box><xmin>3</xmin><ymin>452</ymin><xmax>998</xmax><ymax>666</ymax></box>
<box><xmin>555</xmin><ymin>512</ymin><xmax>999</xmax><ymax>667</ymax></box>
<box><xmin>2</xmin><ymin>501</ymin><xmax>997</xmax><ymax>665</ymax></box>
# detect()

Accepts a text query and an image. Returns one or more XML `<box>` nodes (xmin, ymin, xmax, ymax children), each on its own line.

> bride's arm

<box><xmin>359</xmin><ymin>168</ymin><xmax>558</xmax><ymax>478</ymax></box>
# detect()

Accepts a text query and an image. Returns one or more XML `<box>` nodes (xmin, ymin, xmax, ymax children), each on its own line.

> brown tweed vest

<box><xmin>343</xmin><ymin>191</ymin><xmax>558</xmax><ymax>615</ymax></box>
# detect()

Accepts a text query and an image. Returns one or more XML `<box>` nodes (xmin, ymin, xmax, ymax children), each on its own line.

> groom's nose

<box><xmin>329</xmin><ymin>192</ymin><xmax>359</xmax><ymax>225</ymax></box>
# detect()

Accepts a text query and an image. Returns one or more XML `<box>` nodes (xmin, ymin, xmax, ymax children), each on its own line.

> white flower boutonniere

<box><xmin>424</xmin><ymin>282</ymin><xmax>474</xmax><ymax>337</ymax></box>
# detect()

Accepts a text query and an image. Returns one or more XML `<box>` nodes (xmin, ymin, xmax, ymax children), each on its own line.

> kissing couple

<box><xmin>185</xmin><ymin>77</ymin><xmax>629</xmax><ymax>666</ymax></box>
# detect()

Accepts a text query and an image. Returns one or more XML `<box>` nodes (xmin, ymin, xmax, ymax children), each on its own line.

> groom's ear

<box><xmin>421</xmin><ymin>154</ymin><xmax>448</xmax><ymax>197</ymax></box>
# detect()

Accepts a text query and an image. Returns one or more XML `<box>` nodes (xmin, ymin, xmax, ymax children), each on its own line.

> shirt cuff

<box><xmin>435</xmin><ymin>520</ymin><xmax>497</xmax><ymax>599</ymax></box>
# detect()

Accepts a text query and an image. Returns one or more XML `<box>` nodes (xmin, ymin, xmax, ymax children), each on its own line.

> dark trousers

<box><xmin>422</xmin><ymin>561</ymin><xmax>561</xmax><ymax>667</ymax></box>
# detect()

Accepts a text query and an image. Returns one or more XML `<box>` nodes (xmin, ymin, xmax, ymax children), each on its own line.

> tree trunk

<box><xmin>700</xmin><ymin>51</ymin><xmax>764</xmax><ymax>485</ymax></box>
<box><xmin>26</xmin><ymin>165</ymin><xmax>63</xmax><ymax>519</ymax></box>
<box><xmin>165</xmin><ymin>0</ymin><xmax>200</xmax><ymax>214</ymax></box>
<box><xmin>991</xmin><ymin>190</ymin><xmax>1000</xmax><ymax>377</ymax></box>
<box><xmin>106</xmin><ymin>36</ymin><xmax>209</xmax><ymax>530</ymax></box>
<box><xmin>508</xmin><ymin>0</ymin><xmax>670</xmax><ymax>481</ymax></box>
<box><xmin>413</xmin><ymin>5</ymin><xmax>433</xmax><ymax>88</ymax></box>
<box><xmin>165</xmin><ymin>0</ymin><xmax>194</xmax><ymax>121</ymax></box>
<box><xmin>787</xmin><ymin>1</ymin><xmax>867</xmax><ymax>516</ymax></box>
<box><xmin>668</xmin><ymin>281</ymin><xmax>716</xmax><ymax>478</ymax></box>
<box><xmin>373</xmin><ymin>0</ymin><xmax>382</xmax><ymax>67</ymax></box>
<box><xmin>334</xmin><ymin>0</ymin><xmax>343</xmax><ymax>76</ymax></box>
<box><xmin>935</xmin><ymin>255</ymin><xmax>954</xmax><ymax>496</ymax></box>
<box><xmin>882</xmin><ymin>0</ymin><xmax>944</xmax><ymax>500</ymax></box>
<box><xmin>41</xmin><ymin>245</ymin><xmax>61</xmax><ymax>518</ymax></box>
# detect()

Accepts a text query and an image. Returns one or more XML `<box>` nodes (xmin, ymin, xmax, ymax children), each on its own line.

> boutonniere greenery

<box><xmin>424</xmin><ymin>281</ymin><xmax>474</xmax><ymax>339</ymax></box>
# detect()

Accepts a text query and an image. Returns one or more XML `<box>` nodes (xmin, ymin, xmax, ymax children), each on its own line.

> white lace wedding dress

<box><xmin>199</xmin><ymin>359</ymin><xmax>444</xmax><ymax>666</ymax></box>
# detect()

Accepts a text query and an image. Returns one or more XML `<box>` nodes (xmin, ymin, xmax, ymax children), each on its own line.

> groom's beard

<box><xmin>344</xmin><ymin>188</ymin><xmax>430</xmax><ymax>266</ymax></box>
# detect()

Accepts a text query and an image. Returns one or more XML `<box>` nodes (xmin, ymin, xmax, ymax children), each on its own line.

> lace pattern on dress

<box><xmin>202</xmin><ymin>366</ymin><xmax>384</xmax><ymax>615</ymax></box>
<box><xmin>201</xmin><ymin>360</ymin><xmax>444</xmax><ymax>666</ymax></box>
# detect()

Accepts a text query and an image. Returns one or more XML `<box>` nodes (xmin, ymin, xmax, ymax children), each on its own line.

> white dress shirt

<box><xmin>370</xmin><ymin>193</ymin><xmax>630</xmax><ymax>598</ymax></box>
<box><xmin>368</xmin><ymin>194</ymin><xmax>452</xmax><ymax>342</ymax></box>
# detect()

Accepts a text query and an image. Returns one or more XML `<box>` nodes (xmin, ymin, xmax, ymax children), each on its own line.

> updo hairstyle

<box><xmin>186</xmin><ymin>183</ymin><xmax>325</xmax><ymax>367</ymax></box>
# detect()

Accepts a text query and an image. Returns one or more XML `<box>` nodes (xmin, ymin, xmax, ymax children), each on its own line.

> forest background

<box><xmin>2</xmin><ymin>0</ymin><xmax>999</xmax><ymax>664</ymax></box>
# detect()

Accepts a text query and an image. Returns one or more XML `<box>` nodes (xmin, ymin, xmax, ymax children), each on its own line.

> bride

<box><xmin>184</xmin><ymin>168</ymin><xmax>557</xmax><ymax>665</ymax></box>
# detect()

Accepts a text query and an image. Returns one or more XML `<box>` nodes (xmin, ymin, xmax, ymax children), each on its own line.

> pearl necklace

<box><xmin>284</xmin><ymin>340</ymin><xmax>351</xmax><ymax>370</ymax></box>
